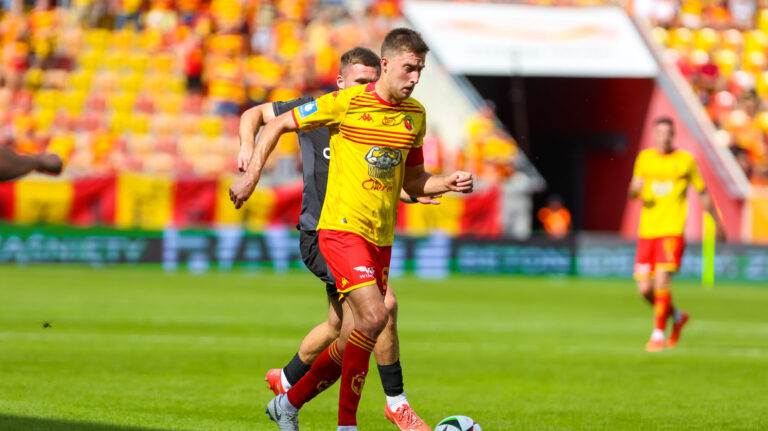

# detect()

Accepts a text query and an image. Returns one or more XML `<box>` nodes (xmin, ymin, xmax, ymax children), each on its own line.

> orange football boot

<box><xmin>668</xmin><ymin>312</ymin><xmax>689</xmax><ymax>349</ymax></box>
<box><xmin>385</xmin><ymin>403</ymin><xmax>431</xmax><ymax>431</ymax></box>
<box><xmin>265</xmin><ymin>368</ymin><xmax>286</xmax><ymax>395</ymax></box>
<box><xmin>645</xmin><ymin>338</ymin><xmax>665</xmax><ymax>352</ymax></box>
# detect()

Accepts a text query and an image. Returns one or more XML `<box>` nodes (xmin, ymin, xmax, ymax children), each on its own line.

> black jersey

<box><xmin>273</xmin><ymin>97</ymin><xmax>330</xmax><ymax>231</ymax></box>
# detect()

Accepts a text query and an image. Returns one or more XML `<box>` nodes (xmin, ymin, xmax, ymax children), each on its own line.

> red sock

<box><xmin>654</xmin><ymin>290</ymin><xmax>671</xmax><ymax>331</ymax></box>
<box><xmin>286</xmin><ymin>339</ymin><xmax>343</xmax><ymax>409</ymax></box>
<box><xmin>338</xmin><ymin>329</ymin><xmax>376</xmax><ymax>426</ymax></box>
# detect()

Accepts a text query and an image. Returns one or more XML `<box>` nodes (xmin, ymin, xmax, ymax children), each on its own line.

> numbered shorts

<box><xmin>299</xmin><ymin>230</ymin><xmax>338</xmax><ymax>298</ymax></box>
<box><xmin>318</xmin><ymin>229</ymin><xmax>391</xmax><ymax>300</ymax></box>
<box><xmin>634</xmin><ymin>235</ymin><xmax>685</xmax><ymax>280</ymax></box>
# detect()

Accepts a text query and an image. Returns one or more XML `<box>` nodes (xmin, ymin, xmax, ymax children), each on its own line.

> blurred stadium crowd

<box><xmin>0</xmin><ymin>0</ymin><xmax>518</xmax><ymax>183</ymax></box>
<box><xmin>641</xmin><ymin>0</ymin><xmax>768</xmax><ymax>185</ymax></box>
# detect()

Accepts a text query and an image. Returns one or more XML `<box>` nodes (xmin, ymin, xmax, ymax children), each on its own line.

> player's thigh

<box><xmin>653</xmin><ymin>235</ymin><xmax>685</xmax><ymax>275</ymax></box>
<box><xmin>634</xmin><ymin>238</ymin><xmax>655</xmax><ymax>281</ymax></box>
<box><xmin>299</xmin><ymin>230</ymin><xmax>338</xmax><ymax>297</ymax></box>
<box><xmin>327</xmin><ymin>295</ymin><xmax>343</xmax><ymax>331</ymax></box>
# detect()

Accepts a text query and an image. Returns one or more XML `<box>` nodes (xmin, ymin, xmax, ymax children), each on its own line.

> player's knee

<box><xmin>358</xmin><ymin>306</ymin><xmax>388</xmax><ymax>338</ymax></box>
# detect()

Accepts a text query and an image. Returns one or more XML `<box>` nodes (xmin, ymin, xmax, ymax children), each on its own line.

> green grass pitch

<box><xmin>0</xmin><ymin>266</ymin><xmax>766</xmax><ymax>430</ymax></box>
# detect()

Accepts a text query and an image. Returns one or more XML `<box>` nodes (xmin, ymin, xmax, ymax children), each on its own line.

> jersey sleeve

<box><xmin>273</xmin><ymin>96</ymin><xmax>313</xmax><ymax>117</ymax></box>
<box><xmin>688</xmin><ymin>154</ymin><xmax>706</xmax><ymax>192</ymax></box>
<box><xmin>291</xmin><ymin>90</ymin><xmax>350</xmax><ymax>132</ymax></box>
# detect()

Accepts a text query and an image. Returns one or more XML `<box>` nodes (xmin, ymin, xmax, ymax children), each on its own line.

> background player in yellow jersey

<box><xmin>230</xmin><ymin>28</ymin><xmax>473</xmax><ymax>431</ymax></box>
<box><xmin>628</xmin><ymin>117</ymin><xmax>725</xmax><ymax>352</ymax></box>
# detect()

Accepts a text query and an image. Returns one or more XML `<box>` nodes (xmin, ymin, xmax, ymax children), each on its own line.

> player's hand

<box><xmin>445</xmin><ymin>171</ymin><xmax>473</xmax><ymax>194</ymax></box>
<box><xmin>237</xmin><ymin>146</ymin><xmax>253</xmax><ymax>172</ymax></box>
<box><xmin>229</xmin><ymin>175</ymin><xmax>258</xmax><ymax>209</ymax></box>
<box><xmin>37</xmin><ymin>153</ymin><xmax>63</xmax><ymax>175</ymax></box>
<box><xmin>417</xmin><ymin>194</ymin><xmax>442</xmax><ymax>205</ymax></box>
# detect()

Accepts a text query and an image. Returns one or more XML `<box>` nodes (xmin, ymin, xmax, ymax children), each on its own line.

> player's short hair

<box><xmin>339</xmin><ymin>47</ymin><xmax>381</xmax><ymax>75</ymax></box>
<box><xmin>381</xmin><ymin>28</ymin><xmax>429</xmax><ymax>58</ymax></box>
<box><xmin>654</xmin><ymin>117</ymin><xmax>675</xmax><ymax>128</ymax></box>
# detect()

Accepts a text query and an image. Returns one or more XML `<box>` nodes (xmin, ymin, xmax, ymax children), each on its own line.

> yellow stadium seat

<box><xmin>68</xmin><ymin>70</ymin><xmax>93</xmax><ymax>92</ymax></box>
<box><xmin>130</xmin><ymin>114</ymin><xmax>150</xmax><ymax>135</ymax></box>
<box><xmin>694</xmin><ymin>28</ymin><xmax>718</xmax><ymax>52</ymax></box>
<box><xmin>62</xmin><ymin>90</ymin><xmax>87</xmax><ymax>114</ymax></box>
<box><xmin>85</xmin><ymin>29</ymin><xmax>111</xmax><ymax>51</ymax></box>
<box><xmin>150</xmin><ymin>53</ymin><xmax>176</xmax><ymax>74</ymax></box>
<box><xmin>155</xmin><ymin>94</ymin><xmax>183</xmax><ymax>115</ymax></box>
<box><xmin>714</xmin><ymin>49</ymin><xmax>738</xmax><ymax>78</ymax></box>
<box><xmin>670</xmin><ymin>27</ymin><xmax>693</xmax><ymax>51</ymax></box>
<box><xmin>757</xmin><ymin>71</ymin><xmax>768</xmax><ymax>97</ymax></box>
<box><xmin>128</xmin><ymin>53</ymin><xmax>149</xmax><ymax>75</ymax></box>
<box><xmin>109</xmin><ymin>92</ymin><xmax>136</xmax><ymax>114</ymax></box>
<box><xmin>745</xmin><ymin>30</ymin><xmax>768</xmax><ymax>55</ymax></box>
<box><xmin>110</xmin><ymin>112</ymin><xmax>132</xmax><ymax>134</ymax></box>
<box><xmin>34</xmin><ymin>109</ymin><xmax>56</xmax><ymax>132</ymax></box>
<box><xmin>199</xmin><ymin>115</ymin><xmax>223</xmax><ymax>138</ymax></box>
<box><xmin>118</xmin><ymin>73</ymin><xmax>143</xmax><ymax>94</ymax></box>
<box><xmin>745</xmin><ymin>51</ymin><xmax>766</xmax><ymax>74</ymax></box>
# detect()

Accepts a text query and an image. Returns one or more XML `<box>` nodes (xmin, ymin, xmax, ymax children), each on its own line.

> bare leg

<box><xmin>297</xmin><ymin>297</ymin><xmax>343</xmax><ymax>364</ymax></box>
<box><xmin>373</xmin><ymin>283</ymin><xmax>398</xmax><ymax>366</ymax></box>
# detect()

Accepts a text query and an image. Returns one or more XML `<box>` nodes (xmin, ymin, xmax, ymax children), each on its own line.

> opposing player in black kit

<box><xmin>237</xmin><ymin>47</ymin><xmax>434</xmax><ymax>431</ymax></box>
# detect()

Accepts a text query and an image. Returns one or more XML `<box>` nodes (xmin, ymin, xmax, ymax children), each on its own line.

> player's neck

<box><xmin>655</xmin><ymin>146</ymin><xmax>675</xmax><ymax>155</ymax></box>
<box><xmin>374</xmin><ymin>81</ymin><xmax>402</xmax><ymax>105</ymax></box>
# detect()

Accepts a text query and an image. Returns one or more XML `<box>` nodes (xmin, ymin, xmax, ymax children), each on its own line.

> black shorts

<box><xmin>299</xmin><ymin>230</ymin><xmax>338</xmax><ymax>297</ymax></box>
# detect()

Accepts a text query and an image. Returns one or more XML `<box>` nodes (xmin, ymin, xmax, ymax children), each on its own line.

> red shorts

<box><xmin>318</xmin><ymin>229</ymin><xmax>391</xmax><ymax>300</ymax></box>
<box><xmin>634</xmin><ymin>236</ymin><xmax>685</xmax><ymax>280</ymax></box>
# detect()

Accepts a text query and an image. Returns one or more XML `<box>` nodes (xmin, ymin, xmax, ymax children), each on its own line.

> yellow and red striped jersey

<box><xmin>292</xmin><ymin>82</ymin><xmax>426</xmax><ymax>246</ymax></box>
<box><xmin>632</xmin><ymin>148</ymin><xmax>706</xmax><ymax>238</ymax></box>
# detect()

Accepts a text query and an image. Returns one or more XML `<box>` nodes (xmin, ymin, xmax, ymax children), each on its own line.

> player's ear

<box><xmin>381</xmin><ymin>57</ymin><xmax>389</xmax><ymax>73</ymax></box>
<box><xmin>336</xmin><ymin>74</ymin><xmax>345</xmax><ymax>89</ymax></box>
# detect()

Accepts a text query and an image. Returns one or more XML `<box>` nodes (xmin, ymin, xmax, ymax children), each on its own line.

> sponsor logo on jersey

<box><xmin>298</xmin><ymin>101</ymin><xmax>318</xmax><ymax>119</ymax></box>
<box><xmin>353</xmin><ymin>266</ymin><xmax>375</xmax><ymax>279</ymax></box>
<box><xmin>358</xmin><ymin>113</ymin><xmax>373</xmax><ymax>122</ymax></box>
<box><xmin>382</xmin><ymin>116</ymin><xmax>396</xmax><ymax>126</ymax></box>
<box><xmin>365</xmin><ymin>146</ymin><xmax>402</xmax><ymax>180</ymax></box>
<box><xmin>650</xmin><ymin>179</ymin><xmax>673</xmax><ymax>197</ymax></box>
<box><xmin>403</xmin><ymin>115</ymin><xmax>413</xmax><ymax>131</ymax></box>
<box><xmin>361</xmin><ymin>178</ymin><xmax>394</xmax><ymax>192</ymax></box>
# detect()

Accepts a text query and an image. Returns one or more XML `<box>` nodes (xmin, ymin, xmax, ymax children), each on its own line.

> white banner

<box><xmin>403</xmin><ymin>2</ymin><xmax>658</xmax><ymax>78</ymax></box>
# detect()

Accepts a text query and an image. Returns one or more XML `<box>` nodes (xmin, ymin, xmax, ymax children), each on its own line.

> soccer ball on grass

<box><xmin>435</xmin><ymin>415</ymin><xmax>482</xmax><ymax>431</ymax></box>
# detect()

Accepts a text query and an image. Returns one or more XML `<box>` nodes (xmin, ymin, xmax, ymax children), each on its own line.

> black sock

<box><xmin>377</xmin><ymin>360</ymin><xmax>404</xmax><ymax>396</ymax></box>
<box><xmin>283</xmin><ymin>352</ymin><xmax>311</xmax><ymax>386</ymax></box>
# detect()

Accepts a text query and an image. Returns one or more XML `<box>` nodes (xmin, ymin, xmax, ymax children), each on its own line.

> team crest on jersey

<box><xmin>403</xmin><ymin>115</ymin><xmax>413</xmax><ymax>131</ymax></box>
<box><xmin>298</xmin><ymin>101</ymin><xmax>318</xmax><ymax>119</ymax></box>
<box><xmin>382</xmin><ymin>116</ymin><xmax>396</xmax><ymax>126</ymax></box>
<box><xmin>365</xmin><ymin>146</ymin><xmax>402</xmax><ymax>180</ymax></box>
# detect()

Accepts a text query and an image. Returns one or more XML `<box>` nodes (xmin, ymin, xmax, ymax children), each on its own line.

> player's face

<box><xmin>653</xmin><ymin>122</ymin><xmax>674</xmax><ymax>153</ymax></box>
<box><xmin>382</xmin><ymin>50</ymin><xmax>425</xmax><ymax>102</ymax></box>
<box><xmin>337</xmin><ymin>63</ymin><xmax>380</xmax><ymax>90</ymax></box>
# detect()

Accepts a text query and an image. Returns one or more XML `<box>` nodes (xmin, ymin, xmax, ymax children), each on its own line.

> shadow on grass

<box><xmin>0</xmin><ymin>414</ymin><xmax>184</xmax><ymax>431</ymax></box>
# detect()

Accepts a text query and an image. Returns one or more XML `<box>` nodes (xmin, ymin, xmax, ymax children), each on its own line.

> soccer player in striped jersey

<box><xmin>237</xmin><ymin>46</ymin><xmax>434</xmax><ymax>431</ymax></box>
<box><xmin>230</xmin><ymin>28</ymin><xmax>474</xmax><ymax>431</ymax></box>
<box><xmin>628</xmin><ymin>117</ymin><xmax>725</xmax><ymax>352</ymax></box>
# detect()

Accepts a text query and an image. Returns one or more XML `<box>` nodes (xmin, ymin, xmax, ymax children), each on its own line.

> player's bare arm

<box><xmin>0</xmin><ymin>146</ymin><xmax>63</xmax><ymax>181</ymax></box>
<box><xmin>628</xmin><ymin>176</ymin><xmax>644</xmax><ymax>198</ymax></box>
<box><xmin>399</xmin><ymin>188</ymin><xmax>442</xmax><ymax>205</ymax></box>
<box><xmin>238</xmin><ymin>103</ymin><xmax>276</xmax><ymax>172</ymax></box>
<box><xmin>402</xmin><ymin>164</ymin><xmax>474</xmax><ymax>197</ymax></box>
<box><xmin>699</xmin><ymin>189</ymin><xmax>727</xmax><ymax>240</ymax></box>
<box><xmin>230</xmin><ymin>111</ymin><xmax>297</xmax><ymax>208</ymax></box>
